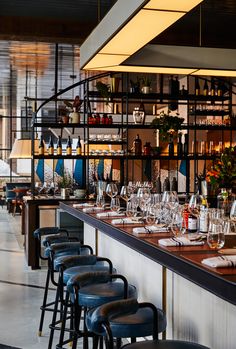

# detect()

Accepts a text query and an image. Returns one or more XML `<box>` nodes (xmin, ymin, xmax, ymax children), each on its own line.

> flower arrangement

<box><xmin>206</xmin><ymin>146</ymin><xmax>236</xmax><ymax>190</ymax></box>
<box><xmin>151</xmin><ymin>111</ymin><xmax>184</xmax><ymax>141</ymax></box>
<box><xmin>63</xmin><ymin>95</ymin><xmax>83</xmax><ymax>112</ymax></box>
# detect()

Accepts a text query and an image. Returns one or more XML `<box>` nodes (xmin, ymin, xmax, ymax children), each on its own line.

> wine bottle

<box><xmin>76</xmin><ymin>136</ymin><xmax>82</xmax><ymax>155</ymax></box>
<box><xmin>133</xmin><ymin>134</ymin><xmax>142</xmax><ymax>155</ymax></box>
<box><xmin>163</xmin><ymin>177</ymin><xmax>170</xmax><ymax>191</ymax></box>
<box><xmin>48</xmin><ymin>135</ymin><xmax>54</xmax><ymax>156</ymax></box>
<box><xmin>210</xmin><ymin>78</ymin><xmax>215</xmax><ymax>96</ymax></box>
<box><xmin>66</xmin><ymin>136</ymin><xmax>72</xmax><ymax>156</ymax></box>
<box><xmin>217</xmin><ymin>80</ymin><xmax>223</xmax><ymax>96</ymax></box>
<box><xmin>156</xmin><ymin>176</ymin><xmax>162</xmax><ymax>194</ymax></box>
<box><xmin>183</xmin><ymin>133</ymin><xmax>188</xmax><ymax>156</ymax></box>
<box><xmin>168</xmin><ymin>134</ymin><xmax>174</xmax><ymax>156</ymax></box>
<box><xmin>195</xmin><ymin>77</ymin><xmax>200</xmax><ymax>96</ymax></box>
<box><xmin>177</xmin><ymin>133</ymin><xmax>183</xmax><ymax>157</ymax></box>
<box><xmin>203</xmin><ymin>79</ymin><xmax>209</xmax><ymax>96</ymax></box>
<box><xmin>57</xmin><ymin>136</ymin><xmax>62</xmax><ymax>156</ymax></box>
<box><xmin>171</xmin><ymin>177</ymin><xmax>178</xmax><ymax>192</ymax></box>
<box><xmin>38</xmin><ymin>135</ymin><xmax>44</xmax><ymax>156</ymax></box>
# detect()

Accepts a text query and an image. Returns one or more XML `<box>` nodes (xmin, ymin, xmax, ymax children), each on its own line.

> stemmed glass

<box><xmin>137</xmin><ymin>187</ymin><xmax>151</xmax><ymax>217</ymax></box>
<box><xmin>105</xmin><ymin>183</ymin><xmax>118</xmax><ymax>207</ymax></box>
<box><xmin>120</xmin><ymin>185</ymin><xmax>132</xmax><ymax>213</ymax></box>
<box><xmin>110</xmin><ymin>197</ymin><xmax>120</xmax><ymax>212</ymax></box>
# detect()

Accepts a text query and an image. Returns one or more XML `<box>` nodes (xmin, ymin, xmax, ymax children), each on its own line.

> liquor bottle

<box><xmin>38</xmin><ymin>135</ymin><xmax>45</xmax><ymax>156</ymax></box>
<box><xmin>76</xmin><ymin>136</ymin><xmax>82</xmax><ymax>155</ymax></box>
<box><xmin>203</xmin><ymin>79</ymin><xmax>209</xmax><ymax>96</ymax></box>
<box><xmin>195</xmin><ymin>77</ymin><xmax>200</xmax><ymax>96</ymax></box>
<box><xmin>108</xmin><ymin>115</ymin><xmax>113</xmax><ymax>124</ymax></box>
<box><xmin>56</xmin><ymin>136</ymin><xmax>62</xmax><ymax>156</ymax></box>
<box><xmin>183</xmin><ymin>133</ymin><xmax>188</xmax><ymax>156</ymax></box>
<box><xmin>217</xmin><ymin>188</ymin><xmax>229</xmax><ymax>216</ymax></box>
<box><xmin>171</xmin><ymin>177</ymin><xmax>178</xmax><ymax>192</ymax></box>
<box><xmin>96</xmin><ymin>113</ymin><xmax>100</xmax><ymax>124</ymax></box>
<box><xmin>66</xmin><ymin>136</ymin><xmax>72</xmax><ymax>156</ymax></box>
<box><xmin>102</xmin><ymin>114</ymin><xmax>108</xmax><ymax>124</ymax></box>
<box><xmin>199</xmin><ymin>197</ymin><xmax>209</xmax><ymax>234</ymax></box>
<box><xmin>182</xmin><ymin>203</ymin><xmax>189</xmax><ymax>231</ymax></box>
<box><xmin>168</xmin><ymin>134</ymin><xmax>174</xmax><ymax>156</ymax></box>
<box><xmin>88</xmin><ymin>113</ymin><xmax>94</xmax><ymax>124</ymax></box>
<box><xmin>163</xmin><ymin>177</ymin><xmax>170</xmax><ymax>191</ymax></box>
<box><xmin>210</xmin><ymin>78</ymin><xmax>215</xmax><ymax>96</ymax></box>
<box><xmin>133</xmin><ymin>134</ymin><xmax>142</xmax><ymax>155</ymax></box>
<box><xmin>188</xmin><ymin>207</ymin><xmax>198</xmax><ymax>233</ymax></box>
<box><xmin>47</xmin><ymin>135</ymin><xmax>54</xmax><ymax>156</ymax></box>
<box><xmin>217</xmin><ymin>80</ymin><xmax>223</xmax><ymax>96</ymax></box>
<box><xmin>156</xmin><ymin>176</ymin><xmax>162</xmax><ymax>194</ymax></box>
<box><xmin>177</xmin><ymin>133</ymin><xmax>183</xmax><ymax>157</ymax></box>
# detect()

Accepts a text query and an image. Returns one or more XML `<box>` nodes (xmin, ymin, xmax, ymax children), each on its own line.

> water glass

<box><xmin>207</xmin><ymin>221</ymin><xmax>225</xmax><ymax>250</ymax></box>
<box><xmin>145</xmin><ymin>206</ymin><xmax>156</xmax><ymax>224</ymax></box>
<box><xmin>110</xmin><ymin>197</ymin><xmax>120</xmax><ymax>212</ymax></box>
<box><xmin>96</xmin><ymin>195</ymin><xmax>105</xmax><ymax>208</ymax></box>
<box><xmin>126</xmin><ymin>201</ymin><xmax>135</xmax><ymax>217</ymax></box>
<box><xmin>170</xmin><ymin>212</ymin><xmax>184</xmax><ymax>237</ymax></box>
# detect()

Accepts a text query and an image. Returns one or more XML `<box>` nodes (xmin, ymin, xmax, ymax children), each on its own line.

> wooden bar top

<box><xmin>60</xmin><ymin>202</ymin><xmax>236</xmax><ymax>305</ymax></box>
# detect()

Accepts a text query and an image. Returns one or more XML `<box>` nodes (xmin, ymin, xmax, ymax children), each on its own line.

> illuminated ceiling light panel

<box><xmin>85</xmin><ymin>54</ymin><xmax>129</xmax><ymax>70</ymax></box>
<box><xmin>144</xmin><ymin>0</ymin><xmax>203</xmax><ymax>12</ymax></box>
<box><xmin>88</xmin><ymin>65</ymin><xmax>196</xmax><ymax>75</ymax></box>
<box><xmin>192</xmin><ymin>69</ymin><xmax>236</xmax><ymax>77</ymax></box>
<box><xmin>80</xmin><ymin>0</ymin><xmax>203</xmax><ymax>71</ymax></box>
<box><xmin>99</xmin><ymin>10</ymin><xmax>184</xmax><ymax>56</ymax></box>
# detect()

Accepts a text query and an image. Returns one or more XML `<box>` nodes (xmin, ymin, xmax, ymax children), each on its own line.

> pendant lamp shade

<box><xmin>9</xmin><ymin>139</ymin><xmax>39</xmax><ymax>159</ymax></box>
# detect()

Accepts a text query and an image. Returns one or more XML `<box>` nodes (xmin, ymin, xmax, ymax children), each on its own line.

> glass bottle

<box><xmin>210</xmin><ymin>78</ymin><xmax>215</xmax><ymax>96</ymax></box>
<box><xmin>108</xmin><ymin>115</ymin><xmax>113</xmax><ymax>124</ymax></box>
<box><xmin>199</xmin><ymin>197</ymin><xmax>209</xmax><ymax>234</ymax></box>
<box><xmin>183</xmin><ymin>133</ymin><xmax>188</xmax><ymax>156</ymax></box>
<box><xmin>76</xmin><ymin>136</ymin><xmax>82</xmax><ymax>155</ymax></box>
<box><xmin>56</xmin><ymin>136</ymin><xmax>62</xmax><ymax>156</ymax></box>
<box><xmin>195</xmin><ymin>77</ymin><xmax>200</xmax><ymax>96</ymax></box>
<box><xmin>177</xmin><ymin>133</ymin><xmax>183</xmax><ymax>157</ymax></box>
<box><xmin>143</xmin><ymin>142</ymin><xmax>151</xmax><ymax>155</ymax></box>
<box><xmin>48</xmin><ymin>135</ymin><xmax>54</xmax><ymax>156</ymax></box>
<box><xmin>133</xmin><ymin>134</ymin><xmax>142</xmax><ymax>155</ymax></box>
<box><xmin>217</xmin><ymin>80</ymin><xmax>223</xmax><ymax>97</ymax></box>
<box><xmin>203</xmin><ymin>79</ymin><xmax>209</xmax><ymax>96</ymax></box>
<box><xmin>156</xmin><ymin>176</ymin><xmax>162</xmax><ymax>194</ymax></box>
<box><xmin>217</xmin><ymin>188</ymin><xmax>230</xmax><ymax>216</ymax></box>
<box><xmin>188</xmin><ymin>207</ymin><xmax>198</xmax><ymax>233</ymax></box>
<box><xmin>163</xmin><ymin>177</ymin><xmax>170</xmax><ymax>191</ymax></box>
<box><xmin>66</xmin><ymin>136</ymin><xmax>72</xmax><ymax>156</ymax></box>
<box><xmin>168</xmin><ymin>134</ymin><xmax>174</xmax><ymax>156</ymax></box>
<box><xmin>171</xmin><ymin>177</ymin><xmax>178</xmax><ymax>192</ymax></box>
<box><xmin>38</xmin><ymin>135</ymin><xmax>44</xmax><ymax>156</ymax></box>
<box><xmin>102</xmin><ymin>113</ymin><xmax>108</xmax><ymax>124</ymax></box>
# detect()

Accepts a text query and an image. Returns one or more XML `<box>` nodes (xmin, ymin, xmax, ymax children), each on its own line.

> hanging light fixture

<box><xmin>80</xmin><ymin>0</ymin><xmax>236</xmax><ymax>77</ymax></box>
<box><xmin>80</xmin><ymin>0</ymin><xmax>203</xmax><ymax>73</ymax></box>
<box><xmin>9</xmin><ymin>139</ymin><xmax>39</xmax><ymax>159</ymax></box>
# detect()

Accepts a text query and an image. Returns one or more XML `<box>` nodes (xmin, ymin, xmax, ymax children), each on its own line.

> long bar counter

<box><xmin>60</xmin><ymin>201</ymin><xmax>236</xmax><ymax>306</ymax></box>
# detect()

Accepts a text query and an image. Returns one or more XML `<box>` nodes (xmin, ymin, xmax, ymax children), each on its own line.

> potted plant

<box><xmin>63</xmin><ymin>95</ymin><xmax>83</xmax><ymax>123</ymax></box>
<box><xmin>96</xmin><ymin>81</ymin><xmax>111</xmax><ymax>104</ymax></box>
<box><xmin>57</xmin><ymin>169</ymin><xmax>74</xmax><ymax>199</ymax></box>
<box><xmin>151</xmin><ymin>110</ymin><xmax>185</xmax><ymax>141</ymax></box>
<box><xmin>129</xmin><ymin>78</ymin><xmax>140</xmax><ymax>93</ymax></box>
<box><xmin>140</xmin><ymin>75</ymin><xmax>152</xmax><ymax>94</ymax></box>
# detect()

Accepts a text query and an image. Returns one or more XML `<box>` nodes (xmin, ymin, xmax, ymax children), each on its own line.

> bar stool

<box><xmin>48</xmin><ymin>254</ymin><xmax>114</xmax><ymax>349</ymax></box>
<box><xmin>33</xmin><ymin>226</ymin><xmax>91</xmax><ymax>337</ymax></box>
<box><xmin>56</xmin><ymin>271</ymin><xmax>137</xmax><ymax>349</ymax></box>
<box><xmin>86</xmin><ymin>298</ymin><xmax>210</xmax><ymax>349</ymax></box>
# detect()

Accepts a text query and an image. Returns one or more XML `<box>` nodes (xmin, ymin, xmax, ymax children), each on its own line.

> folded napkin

<box><xmin>158</xmin><ymin>237</ymin><xmax>204</xmax><ymax>247</ymax></box>
<box><xmin>133</xmin><ymin>225</ymin><xmax>168</xmax><ymax>234</ymax></box>
<box><xmin>201</xmin><ymin>255</ymin><xmax>236</xmax><ymax>268</ymax></box>
<box><xmin>97</xmin><ymin>211</ymin><xmax>125</xmax><ymax>218</ymax></box>
<box><xmin>73</xmin><ymin>203</ymin><xmax>94</xmax><ymax>208</ymax></box>
<box><xmin>111</xmin><ymin>218</ymin><xmax>143</xmax><ymax>225</ymax></box>
<box><xmin>82</xmin><ymin>207</ymin><xmax>103</xmax><ymax>213</ymax></box>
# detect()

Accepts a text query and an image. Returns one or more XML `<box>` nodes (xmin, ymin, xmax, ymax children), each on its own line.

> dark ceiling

<box><xmin>0</xmin><ymin>0</ymin><xmax>236</xmax><ymax>108</ymax></box>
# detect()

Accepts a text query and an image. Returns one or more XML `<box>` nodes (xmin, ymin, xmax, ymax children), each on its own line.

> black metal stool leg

<box><xmin>38</xmin><ymin>268</ymin><xmax>50</xmax><ymax>336</ymax></box>
<box><xmin>131</xmin><ymin>338</ymin><xmax>136</xmax><ymax>343</ymax></box>
<box><xmin>48</xmin><ymin>285</ymin><xmax>60</xmax><ymax>349</ymax></box>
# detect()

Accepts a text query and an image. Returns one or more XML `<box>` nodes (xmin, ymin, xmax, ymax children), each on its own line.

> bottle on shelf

<box><xmin>180</xmin><ymin>85</ymin><xmax>188</xmax><ymax>97</ymax></box>
<box><xmin>171</xmin><ymin>177</ymin><xmax>178</xmax><ymax>192</ymax></box>
<box><xmin>143</xmin><ymin>142</ymin><xmax>151</xmax><ymax>155</ymax></box>
<box><xmin>88</xmin><ymin>113</ymin><xmax>94</xmax><ymax>124</ymax></box>
<box><xmin>95</xmin><ymin>113</ymin><xmax>100</xmax><ymax>124</ymax></box>
<box><xmin>156</xmin><ymin>176</ymin><xmax>162</xmax><ymax>194</ymax></box>
<box><xmin>133</xmin><ymin>134</ymin><xmax>142</xmax><ymax>155</ymax></box>
<box><xmin>177</xmin><ymin>133</ymin><xmax>183</xmax><ymax>157</ymax></box>
<box><xmin>217</xmin><ymin>80</ymin><xmax>223</xmax><ymax>96</ymax></box>
<box><xmin>199</xmin><ymin>197</ymin><xmax>209</xmax><ymax>234</ymax></box>
<box><xmin>183</xmin><ymin>133</ymin><xmax>188</xmax><ymax>156</ymax></box>
<box><xmin>210</xmin><ymin>78</ymin><xmax>215</xmax><ymax>96</ymax></box>
<box><xmin>163</xmin><ymin>177</ymin><xmax>170</xmax><ymax>191</ymax></box>
<box><xmin>38</xmin><ymin>135</ymin><xmax>45</xmax><ymax>156</ymax></box>
<box><xmin>47</xmin><ymin>135</ymin><xmax>54</xmax><ymax>156</ymax></box>
<box><xmin>108</xmin><ymin>115</ymin><xmax>113</xmax><ymax>124</ymax></box>
<box><xmin>66</xmin><ymin>135</ymin><xmax>72</xmax><ymax>156</ymax></box>
<box><xmin>76</xmin><ymin>136</ymin><xmax>82</xmax><ymax>155</ymax></box>
<box><xmin>56</xmin><ymin>136</ymin><xmax>62</xmax><ymax>156</ymax></box>
<box><xmin>203</xmin><ymin>79</ymin><xmax>209</xmax><ymax>96</ymax></box>
<box><xmin>102</xmin><ymin>113</ymin><xmax>108</xmax><ymax>124</ymax></box>
<box><xmin>168</xmin><ymin>134</ymin><xmax>174</xmax><ymax>156</ymax></box>
<box><xmin>195</xmin><ymin>77</ymin><xmax>200</xmax><ymax>96</ymax></box>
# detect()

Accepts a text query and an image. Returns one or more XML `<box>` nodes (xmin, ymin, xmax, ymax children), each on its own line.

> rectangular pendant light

<box><xmin>80</xmin><ymin>0</ymin><xmax>203</xmax><ymax>71</ymax></box>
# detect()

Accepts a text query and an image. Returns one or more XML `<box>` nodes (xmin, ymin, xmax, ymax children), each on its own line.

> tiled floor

<box><xmin>0</xmin><ymin>207</ymin><xmax>61</xmax><ymax>349</ymax></box>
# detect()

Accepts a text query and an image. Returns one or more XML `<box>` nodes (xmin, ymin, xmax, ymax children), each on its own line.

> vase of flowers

<box><xmin>151</xmin><ymin>110</ymin><xmax>184</xmax><ymax>141</ymax></box>
<box><xmin>206</xmin><ymin>146</ymin><xmax>236</xmax><ymax>194</ymax></box>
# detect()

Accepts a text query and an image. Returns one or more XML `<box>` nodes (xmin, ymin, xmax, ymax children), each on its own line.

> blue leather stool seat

<box><xmin>42</xmin><ymin>233</ymin><xmax>70</xmax><ymax>247</ymax></box>
<box><xmin>87</xmin><ymin>307</ymin><xmax>166</xmax><ymax>338</ymax></box>
<box><xmin>121</xmin><ymin>340</ymin><xmax>210</xmax><ymax>349</ymax></box>
<box><xmin>62</xmin><ymin>264</ymin><xmax>115</xmax><ymax>284</ymax></box>
<box><xmin>77</xmin><ymin>282</ymin><xmax>137</xmax><ymax>308</ymax></box>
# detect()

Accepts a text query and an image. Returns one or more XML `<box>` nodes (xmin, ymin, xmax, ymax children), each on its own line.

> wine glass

<box><xmin>145</xmin><ymin>205</ymin><xmax>156</xmax><ymax>225</ymax></box>
<box><xmin>137</xmin><ymin>187</ymin><xmax>151</xmax><ymax>216</ymax></box>
<box><xmin>162</xmin><ymin>191</ymin><xmax>179</xmax><ymax>210</ymax></box>
<box><xmin>120</xmin><ymin>185</ymin><xmax>131</xmax><ymax>202</ymax></box>
<box><xmin>126</xmin><ymin>201</ymin><xmax>135</xmax><ymax>217</ymax></box>
<box><xmin>207</xmin><ymin>221</ymin><xmax>225</xmax><ymax>250</ymax></box>
<box><xmin>170</xmin><ymin>211</ymin><xmax>184</xmax><ymax>237</ymax></box>
<box><xmin>96</xmin><ymin>195</ymin><xmax>105</xmax><ymax>208</ymax></box>
<box><xmin>106</xmin><ymin>183</ymin><xmax>118</xmax><ymax>206</ymax></box>
<box><xmin>110</xmin><ymin>197</ymin><xmax>120</xmax><ymax>212</ymax></box>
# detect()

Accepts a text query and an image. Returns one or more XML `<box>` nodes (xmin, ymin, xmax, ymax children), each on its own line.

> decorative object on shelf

<box><xmin>140</xmin><ymin>75</ymin><xmax>152</xmax><ymax>94</ymax></box>
<box><xmin>151</xmin><ymin>110</ymin><xmax>184</xmax><ymax>141</ymax></box>
<box><xmin>133</xmin><ymin>134</ymin><xmax>142</xmax><ymax>155</ymax></box>
<box><xmin>129</xmin><ymin>78</ymin><xmax>140</xmax><ymax>93</ymax></box>
<box><xmin>206</xmin><ymin>146</ymin><xmax>236</xmax><ymax>193</ymax></box>
<box><xmin>64</xmin><ymin>95</ymin><xmax>83</xmax><ymax>123</ymax></box>
<box><xmin>110</xmin><ymin>74</ymin><xmax>121</xmax><ymax>93</ymax></box>
<box><xmin>133</xmin><ymin>105</ymin><xmax>145</xmax><ymax>124</ymax></box>
<box><xmin>96</xmin><ymin>81</ymin><xmax>111</xmax><ymax>104</ymax></box>
<box><xmin>57</xmin><ymin>169</ymin><xmax>74</xmax><ymax>199</ymax></box>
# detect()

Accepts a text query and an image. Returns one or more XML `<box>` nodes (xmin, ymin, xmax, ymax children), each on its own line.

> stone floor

<box><xmin>0</xmin><ymin>207</ymin><xmax>63</xmax><ymax>349</ymax></box>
